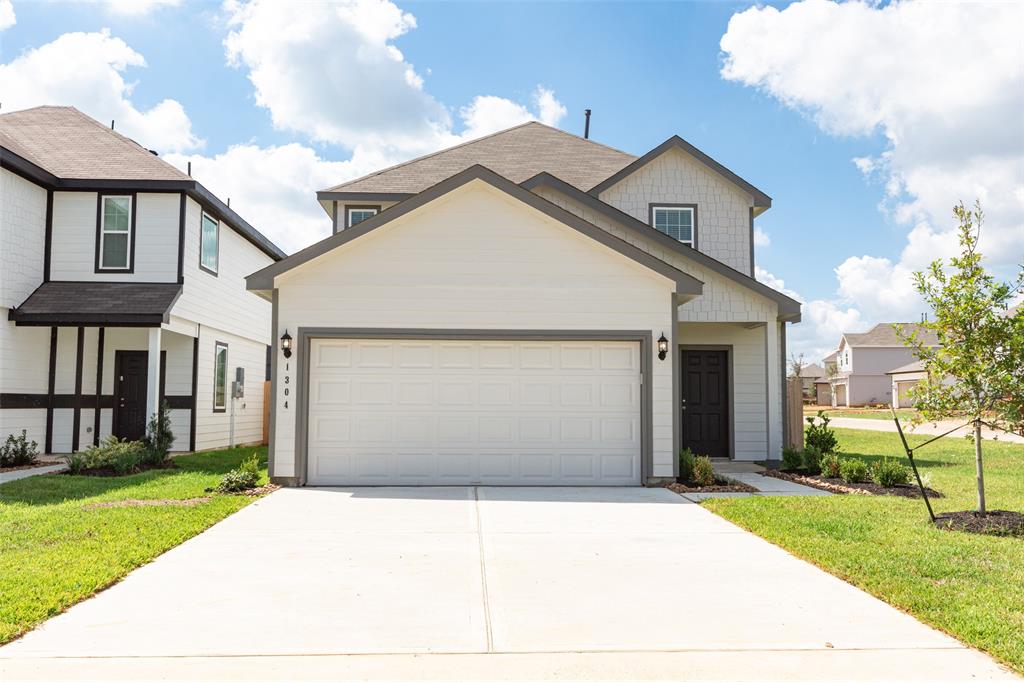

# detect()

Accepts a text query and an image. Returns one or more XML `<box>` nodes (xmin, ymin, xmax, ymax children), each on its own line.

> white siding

<box><xmin>597</xmin><ymin>147</ymin><xmax>755</xmax><ymax>275</ymax></box>
<box><xmin>0</xmin><ymin>409</ymin><xmax>46</xmax><ymax>451</ymax></box>
<box><xmin>0</xmin><ymin>316</ymin><xmax>50</xmax><ymax>393</ymax></box>
<box><xmin>194</xmin><ymin>325</ymin><xmax>266</xmax><ymax>451</ymax></box>
<box><xmin>678</xmin><ymin>322</ymin><xmax>768</xmax><ymax>460</ymax></box>
<box><xmin>272</xmin><ymin>181</ymin><xmax>676</xmax><ymax>479</ymax></box>
<box><xmin>1</xmin><ymin>169</ymin><xmax>47</xmax><ymax>308</ymax></box>
<box><xmin>172</xmin><ymin>196</ymin><xmax>273</xmax><ymax>345</ymax></box>
<box><xmin>49</xmin><ymin>192</ymin><xmax>179</xmax><ymax>283</ymax></box>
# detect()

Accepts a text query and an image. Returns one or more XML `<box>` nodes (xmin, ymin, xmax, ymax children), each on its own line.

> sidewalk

<box><xmin>828</xmin><ymin>417</ymin><xmax>1024</xmax><ymax>444</ymax></box>
<box><xmin>674</xmin><ymin>461</ymin><xmax>831</xmax><ymax>502</ymax></box>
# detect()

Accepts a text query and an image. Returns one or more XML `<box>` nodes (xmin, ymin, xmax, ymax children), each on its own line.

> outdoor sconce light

<box><xmin>657</xmin><ymin>333</ymin><xmax>669</xmax><ymax>361</ymax></box>
<box><xmin>281</xmin><ymin>329</ymin><xmax>293</xmax><ymax>359</ymax></box>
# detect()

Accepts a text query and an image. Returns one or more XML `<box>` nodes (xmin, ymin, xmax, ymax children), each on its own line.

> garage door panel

<box><xmin>307</xmin><ymin>339</ymin><xmax>642</xmax><ymax>486</ymax></box>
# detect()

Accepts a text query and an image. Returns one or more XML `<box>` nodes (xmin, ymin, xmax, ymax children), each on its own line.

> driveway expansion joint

<box><xmin>473</xmin><ymin>486</ymin><xmax>495</xmax><ymax>653</ymax></box>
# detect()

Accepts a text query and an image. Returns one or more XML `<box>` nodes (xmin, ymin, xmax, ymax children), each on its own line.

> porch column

<box><xmin>765</xmin><ymin>319</ymin><xmax>782</xmax><ymax>459</ymax></box>
<box><xmin>146</xmin><ymin>327</ymin><xmax>162</xmax><ymax>424</ymax></box>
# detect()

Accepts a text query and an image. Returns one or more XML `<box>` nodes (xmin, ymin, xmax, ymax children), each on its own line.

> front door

<box><xmin>680</xmin><ymin>349</ymin><xmax>730</xmax><ymax>458</ymax></box>
<box><xmin>114</xmin><ymin>351</ymin><xmax>149</xmax><ymax>441</ymax></box>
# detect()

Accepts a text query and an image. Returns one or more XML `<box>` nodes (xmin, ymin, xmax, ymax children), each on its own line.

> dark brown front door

<box><xmin>680</xmin><ymin>349</ymin><xmax>730</xmax><ymax>458</ymax></box>
<box><xmin>114</xmin><ymin>351</ymin><xmax>149</xmax><ymax>441</ymax></box>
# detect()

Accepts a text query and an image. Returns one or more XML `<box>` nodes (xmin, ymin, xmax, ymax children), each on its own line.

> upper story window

<box><xmin>651</xmin><ymin>205</ymin><xmax>696</xmax><ymax>246</ymax></box>
<box><xmin>201</xmin><ymin>212</ymin><xmax>219</xmax><ymax>275</ymax></box>
<box><xmin>346</xmin><ymin>206</ymin><xmax>379</xmax><ymax>228</ymax></box>
<box><xmin>98</xmin><ymin>195</ymin><xmax>132</xmax><ymax>271</ymax></box>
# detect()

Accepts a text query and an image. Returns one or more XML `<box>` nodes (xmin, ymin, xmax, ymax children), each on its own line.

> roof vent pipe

<box><xmin>187</xmin><ymin>161</ymin><xmax>192</xmax><ymax>177</ymax></box>
<box><xmin>584</xmin><ymin>109</ymin><xmax>591</xmax><ymax>139</ymax></box>
<box><xmin>111</xmin><ymin>120</ymin><xmax>115</xmax><ymax>130</ymax></box>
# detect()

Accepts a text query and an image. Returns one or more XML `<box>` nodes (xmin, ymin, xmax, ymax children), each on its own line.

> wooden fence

<box><xmin>786</xmin><ymin>377</ymin><xmax>804</xmax><ymax>451</ymax></box>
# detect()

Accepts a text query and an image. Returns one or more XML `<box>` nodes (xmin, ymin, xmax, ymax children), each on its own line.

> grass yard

<box><xmin>705</xmin><ymin>428</ymin><xmax>1024</xmax><ymax>673</ymax></box>
<box><xmin>0</xmin><ymin>446</ymin><xmax>268</xmax><ymax>645</ymax></box>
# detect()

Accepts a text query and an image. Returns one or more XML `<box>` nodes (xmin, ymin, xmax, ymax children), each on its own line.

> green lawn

<box><xmin>0</xmin><ymin>446</ymin><xmax>268</xmax><ymax>645</ymax></box>
<box><xmin>805</xmin><ymin>407</ymin><xmax>917</xmax><ymax>421</ymax></box>
<box><xmin>705</xmin><ymin>428</ymin><xmax>1024</xmax><ymax>672</ymax></box>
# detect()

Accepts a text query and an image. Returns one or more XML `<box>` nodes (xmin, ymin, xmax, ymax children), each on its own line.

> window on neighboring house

<box><xmin>201</xmin><ymin>212</ymin><xmax>219</xmax><ymax>274</ymax></box>
<box><xmin>213</xmin><ymin>342</ymin><xmax>228</xmax><ymax>412</ymax></box>
<box><xmin>99</xmin><ymin>195</ymin><xmax>132</xmax><ymax>270</ymax></box>
<box><xmin>651</xmin><ymin>205</ymin><xmax>696</xmax><ymax>246</ymax></box>
<box><xmin>346</xmin><ymin>206</ymin><xmax>379</xmax><ymax>228</ymax></box>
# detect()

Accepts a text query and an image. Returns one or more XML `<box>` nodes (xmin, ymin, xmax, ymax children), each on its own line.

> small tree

<box><xmin>143</xmin><ymin>400</ymin><xmax>175</xmax><ymax>462</ymax></box>
<box><xmin>898</xmin><ymin>201</ymin><xmax>1024</xmax><ymax>514</ymax></box>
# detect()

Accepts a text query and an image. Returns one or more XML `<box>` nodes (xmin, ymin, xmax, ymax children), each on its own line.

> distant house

<box><xmin>826</xmin><ymin>323</ymin><xmax>938</xmax><ymax>407</ymax></box>
<box><xmin>887</xmin><ymin>360</ymin><xmax>927</xmax><ymax>408</ymax></box>
<box><xmin>789</xmin><ymin>362</ymin><xmax>824</xmax><ymax>399</ymax></box>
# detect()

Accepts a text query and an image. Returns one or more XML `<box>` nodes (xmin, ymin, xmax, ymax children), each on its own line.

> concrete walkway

<box><xmin>0</xmin><ymin>487</ymin><xmax>1016</xmax><ymax>681</ymax></box>
<box><xmin>0</xmin><ymin>463</ymin><xmax>65</xmax><ymax>485</ymax></box>
<box><xmin>829</xmin><ymin>417</ymin><xmax>1024</xmax><ymax>444</ymax></box>
<box><xmin>673</xmin><ymin>461</ymin><xmax>831</xmax><ymax>501</ymax></box>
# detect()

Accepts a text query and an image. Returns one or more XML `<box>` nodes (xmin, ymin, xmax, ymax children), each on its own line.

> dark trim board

<box><xmin>45</xmin><ymin>326</ymin><xmax>57</xmax><ymax>453</ymax></box>
<box><xmin>0</xmin><ymin>393</ymin><xmax>191</xmax><ymax>410</ymax></box>
<box><xmin>317</xmin><ymin>191</ymin><xmax>412</xmax><ymax>203</ymax></box>
<box><xmin>189</xmin><ymin>334</ymin><xmax>199</xmax><ymax>452</ymax></box>
<box><xmin>267</xmin><ymin>291</ymin><xmax>279</xmax><ymax>477</ymax></box>
<box><xmin>43</xmin><ymin>190</ymin><xmax>53</xmax><ymax>282</ymax></box>
<box><xmin>94</xmin><ymin>328</ymin><xmax>104</xmax><ymax>446</ymax></box>
<box><xmin>678</xmin><ymin>344</ymin><xmax>736</xmax><ymax>460</ymax></box>
<box><xmin>176</xmin><ymin>192</ymin><xmax>187</xmax><ymax>283</ymax></box>
<box><xmin>72</xmin><ymin>327</ymin><xmax>84</xmax><ymax>452</ymax></box>
<box><xmin>289</xmin><ymin>327</ymin><xmax>654</xmax><ymax>486</ymax></box>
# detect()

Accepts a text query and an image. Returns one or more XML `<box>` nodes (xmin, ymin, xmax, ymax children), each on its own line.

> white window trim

<box><xmin>200</xmin><ymin>211</ymin><xmax>220</xmax><ymax>275</ymax></box>
<box><xmin>213</xmin><ymin>342</ymin><xmax>228</xmax><ymax>412</ymax></box>
<box><xmin>346</xmin><ymin>206</ymin><xmax>379</xmax><ymax>228</ymax></box>
<box><xmin>98</xmin><ymin>195</ymin><xmax>133</xmax><ymax>271</ymax></box>
<box><xmin>651</xmin><ymin>205</ymin><xmax>696</xmax><ymax>247</ymax></box>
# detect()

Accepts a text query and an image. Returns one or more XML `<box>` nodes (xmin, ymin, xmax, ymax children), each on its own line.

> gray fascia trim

<box><xmin>249</xmin><ymin>165</ymin><xmax>703</xmax><ymax>296</ymax></box>
<box><xmin>780</xmin><ymin>320</ymin><xmax>788</xmax><ymax>454</ymax></box>
<box><xmin>679</xmin><ymin>344</ymin><xmax>736</xmax><ymax>460</ymax></box>
<box><xmin>587</xmin><ymin>136</ymin><xmax>772</xmax><ymax>208</ymax></box>
<box><xmin>748</xmin><ymin>207</ymin><xmax>755</xmax><ymax>277</ymax></box>
<box><xmin>293</xmin><ymin>328</ymin><xmax>655</xmax><ymax>487</ymax></box>
<box><xmin>522</xmin><ymin>172</ymin><xmax>800</xmax><ymax>318</ymax></box>
<box><xmin>316</xmin><ymin>191</ymin><xmax>413</xmax><ymax>203</ymax></box>
<box><xmin>670</xmin><ymin>296</ymin><xmax>681</xmax><ymax>474</ymax></box>
<box><xmin>267</xmin><ymin>289</ymin><xmax>279</xmax><ymax>478</ymax></box>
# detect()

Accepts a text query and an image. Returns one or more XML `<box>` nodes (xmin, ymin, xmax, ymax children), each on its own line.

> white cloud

<box><xmin>222</xmin><ymin>0</ymin><xmax>566</xmax><ymax>155</ymax></box>
<box><xmin>0</xmin><ymin>0</ymin><xmax>15</xmax><ymax>31</ymax></box>
<box><xmin>753</xmin><ymin>227</ymin><xmax>770</xmax><ymax>247</ymax></box>
<box><xmin>0</xmin><ymin>29</ymin><xmax>202</xmax><ymax>153</ymax></box>
<box><xmin>722</xmin><ymin>0</ymin><xmax>1024</xmax><ymax>360</ymax></box>
<box><xmin>102</xmin><ymin>0</ymin><xmax>183</xmax><ymax>15</ymax></box>
<box><xmin>755</xmin><ymin>266</ymin><xmax>801</xmax><ymax>302</ymax></box>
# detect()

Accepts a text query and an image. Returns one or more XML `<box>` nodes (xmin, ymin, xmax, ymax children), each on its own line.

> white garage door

<box><xmin>306</xmin><ymin>338</ymin><xmax>642</xmax><ymax>486</ymax></box>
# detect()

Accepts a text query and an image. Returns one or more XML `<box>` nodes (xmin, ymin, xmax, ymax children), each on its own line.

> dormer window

<box><xmin>651</xmin><ymin>205</ymin><xmax>696</xmax><ymax>247</ymax></box>
<box><xmin>346</xmin><ymin>206</ymin><xmax>379</xmax><ymax>228</ymax></box>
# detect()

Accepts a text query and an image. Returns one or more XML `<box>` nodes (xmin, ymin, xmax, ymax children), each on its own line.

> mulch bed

<box><xmin>0</xmin><ymin>461</ymin><xmax>57</xmax><ymax>474</ymax></box>
<box><xmin>663</xmin><ymin>477</ymin><xmax>759</xmax><ymax>494</ymax></box>
<box><xmin>763</xmin><ymin>469</ymin><xmax>942</xmax><ymax>499</ymax></box>
<box><xmin>86</xmin><ymin>497</ymin><xmax>211</xmax><ymax>509</ymax></box>
<box><xmin>241</xmin><ymin>483</ymin><xmax>280</xmax><ymax>496</ymax></box>
<box><xmin>63</xmin><ymin>460</ymin><xmax>178</xmax><ymax>477</ymax></box>
<box><xmin>934</xmin><ymin>510</ymin><xmax>1024</xmax><ymax>537</ymax></box>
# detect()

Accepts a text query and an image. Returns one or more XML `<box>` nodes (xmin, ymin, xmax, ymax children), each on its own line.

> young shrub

<box><xmin>678</xmin><ymin>448</ymin><xmax>696</xmax><ymax>483</ymax></box>
<box><xmin>781</xmin><ymin>447</ymin><xmax>803</xmax><ymax>472</ymax></box>
<box><xmin>215</xmin><ymin>468</ymin><xmax>259</xmax><ymax>493</ymax></box>
<box><xmin>238</xmin><ymin>452</ymin><xmax>262</xmax><ymax>478</ymax></box>
<box><xmin>0</xmin><ymin>430</ymin><xmax>39</xmax><ymax>467</ymax></box>
<box><xmin>821</xmin><ymin>451</ymin><xmax>842</xmax><ymax>479</ymax></box>
<box><xmin>801</xmin><ymin>445</ymin><xmax>823</xmax><ymax>475</ymax></box>
<box><xmin>143</xmin><ymin>400</ymin><xmax>174</xmax><ymax>464</ymax></box>
<box><xmin>839</xmin><ymin>457</ymin><xmax>870</xmax><ymax>484</ymax></box>
<box><xmin>692</xmin><ymin>455</ymin><xmax>715</xmax><ymax>487</ymax></box>
<box><xmin>65</xmin><ymin>436</ymin><xmax>147</xmax><ymax>474</ymax></box>
<box><xmin>805</xmin><ymin>411</ymin><xmax>839</xmax><ymax>453</ymax></box>
<box><xmin>871</xmin><ymin>458</ymin><xmax>911</xmax><ymax>487</ymax></box>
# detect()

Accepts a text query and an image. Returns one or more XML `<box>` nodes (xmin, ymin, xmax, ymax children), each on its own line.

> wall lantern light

<box><xmin>657</xmin><ymin>333</ymin><xmax>669</xmax><ymax>361</ymax></box>
<box><xmin>281</xmin><ymin>329</ymin><xmax>293</xmax><ymax>359</ymax></box>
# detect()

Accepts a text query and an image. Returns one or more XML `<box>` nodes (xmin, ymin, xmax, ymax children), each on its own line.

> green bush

<box><xmin>802</xmin><ymin>445</ymin><xmax>823</xmax><ymax>475</ymax></box>
<box><xmin>839</xmin><ymin>457</ymin><xmax>870</xmax><ymax>484</ymax></box>
<box><xmin>871</xmin><ymin>458</ymin><xmax>911</xmax><ymax>487</ymax></box>
<box><xmin>805</xmin><ymin>411</ymin><xmax>839</xmax><ymax>453</ymax></box>
<box><xmin>692</xmin><ymin>455</ymin><xmax>715</xmax><ymax>487</ymax></box>
<box><xmin>781</xmin><ymin>447</ymin><xmax>803</xmax><ymax>472</ymax></box>
<box><xmin>65</xmin><ymin>436</ymin><xmax>147</xmax><ymax>475</ymax></box>
<box><xmin>143</xmin><ymin>400</ymin><xmax>175</xmax><ymax>463</ymax></box>
<box><xmin>0</xmin><ymin>430</ymin><xmax>39</xmax><ymax>467</ymax></box>
<box><xmin>821</xmin><ymin>451</ymin><xmax>842</xmax><ymax>479</ymax></box>
<box><xmin>214</xmin><ymin>451</ymin><xmax>263</xmax><ymax>493</ymax></box>
<box><xmin>678</xmin><ymin>448</ymin><xmax>696</xmax><ymax>483</ymax></box>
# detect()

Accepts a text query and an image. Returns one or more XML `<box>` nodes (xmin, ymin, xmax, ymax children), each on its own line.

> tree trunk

<box><xmin>974</xmin><ymin>419</ymin><xmax>986</xmax><ymax>515</ymax></box>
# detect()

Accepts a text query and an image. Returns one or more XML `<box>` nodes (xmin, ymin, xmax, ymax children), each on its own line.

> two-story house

<box><xmin>826</xmin><ymin>323</ymin><xmax>938</xmax><ymax>407</ymax></box>
<box><xmin>247</xmin><ymin>123</ymin><xmax>801</xmax><ymax>486</ymax></box>
<box><xmin>1</xmin><ymin>106</ymin><xmax>285</xmax><ymax>454</ymax></box>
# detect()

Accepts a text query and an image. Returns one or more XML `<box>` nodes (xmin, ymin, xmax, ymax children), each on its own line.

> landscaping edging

<box><xmin>763</xmin><ymin>469</ymin><xmax>942</xmax><ymax>498</ymax></box>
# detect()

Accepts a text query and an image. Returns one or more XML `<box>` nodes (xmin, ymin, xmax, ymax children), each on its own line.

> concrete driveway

<box><xmin>0</xmin><ymin>487</ymin><xmax>1016</xmax><ymax>681</ymax></box>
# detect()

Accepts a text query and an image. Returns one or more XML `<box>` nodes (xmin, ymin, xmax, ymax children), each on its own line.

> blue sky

<box><xmin>1</xmin><ymin>0</ymin><xmax>1021</xmax><ymax>360</ymax></box>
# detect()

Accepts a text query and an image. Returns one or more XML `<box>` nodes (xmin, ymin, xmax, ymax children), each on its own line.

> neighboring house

<box><xmin>1</xmin><ymin>106</ymin><xmax>285</xmax><ymax>454</ymax></box>
<box><xmin>826</xmin><ymin>323</ymin><xmax>938</xmax><ymax>407</ymax></box>
<box><xmin>248</xmin><ymin>123</ymin><xmax>801</xmax><ymax>486</ymax></box>
<box><xmin>888</xmin><ymin>360</ymin><xmax>927</xmax><ymax>408</ymax></box>
<box><xmin>790</xmin><ymin>362</ymin><xmax>824</xmax><ymax>399</ymax></box>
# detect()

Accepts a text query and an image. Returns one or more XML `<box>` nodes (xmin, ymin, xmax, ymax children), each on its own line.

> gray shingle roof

<box><xmin>9</xmin><ymin>282</ymin><xmax>182</xmax><ymax>326</ymax></box>
<box><xmin>323</xmin><ymin>122</ymin><xmax>636</xmax><ymax>195</ymax></box>
<box><xmin>0</xmin><ymin>106</ymin><xmax>189</xmax><ymax>181</ymax></box>
<box><xmin>798</xmin><ymin>363</ymin><xmax>826</xmax><ymax>379</ymax></box>
<box><xmin>844</xmin><ymin>323</ymin><xmax>939</xmax><ymax>348</ymax></box>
